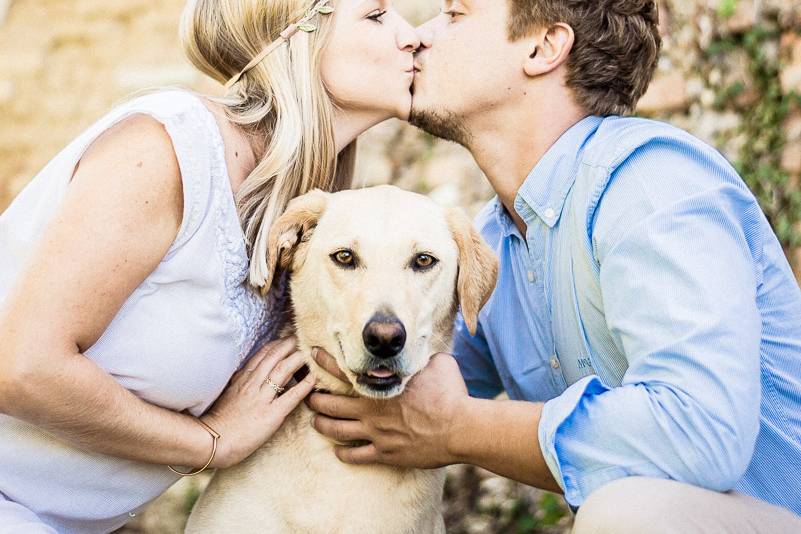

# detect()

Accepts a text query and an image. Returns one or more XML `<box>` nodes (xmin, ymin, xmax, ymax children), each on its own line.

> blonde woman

<box><xmin>0</xmin><ymin>0</ymin><xmax>419</xmax><ymax>532</ymax></box>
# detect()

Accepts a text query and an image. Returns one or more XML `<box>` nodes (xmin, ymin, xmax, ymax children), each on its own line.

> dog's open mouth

<box><xmin>356</xmin><ymin>367</ymin><xmax>402</xmax><ymax>391</ymax></box>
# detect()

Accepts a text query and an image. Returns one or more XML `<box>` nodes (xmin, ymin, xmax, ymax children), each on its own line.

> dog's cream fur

<box><xmin>185</xmin><ymin>186</ymin><xmax>497</xmax><ymax>533</ymax></box>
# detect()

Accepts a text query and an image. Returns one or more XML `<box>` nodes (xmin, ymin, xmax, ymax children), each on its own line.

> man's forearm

<box><xmin>448</xmin><ymin>397</ymin><xmax>562</xmax><ymax>493</ymax></box>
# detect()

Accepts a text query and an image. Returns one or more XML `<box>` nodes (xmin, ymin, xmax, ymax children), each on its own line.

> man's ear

<box><xmin>446</xmin><ymin>208</ymin><xmax>499</xmax><ymax>335</ymax></box>
<box><xmin>524</xmin><ymin>23</ymin><xmax>575</xmax><ymax>77</ymax></box>
<box><xmin>260</xmin><ymin>189</ymin><xmax>329</xmax><ymax>295</ymax></box>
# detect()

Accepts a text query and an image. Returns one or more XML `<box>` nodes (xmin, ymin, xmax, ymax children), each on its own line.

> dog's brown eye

<box><xmin>412</xmin><ymin>253</ymin><xmax>438</xmax><ymax>271</ymax></box>
<box><xmin>331</xmin><ymin>250</ymin><xmax>356</xmax><ymax>268</ymax></box>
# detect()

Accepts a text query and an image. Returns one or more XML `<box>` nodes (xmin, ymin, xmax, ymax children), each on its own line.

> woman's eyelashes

<box><xmin>367</xmin><ymin>9</ymin><xmax>387</xmax><ymax>23</ymax></box>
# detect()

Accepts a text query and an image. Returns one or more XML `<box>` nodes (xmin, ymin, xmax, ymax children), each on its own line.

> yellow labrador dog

<box><xmin>186</xmin><ymin>185</ymin><xmax>497</xmax><ymax>533</ymax></box>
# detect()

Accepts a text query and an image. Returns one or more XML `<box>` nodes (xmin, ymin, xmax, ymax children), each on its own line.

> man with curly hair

<box><xmin>309</xmin><ymin>1</ymin><xmax>801</xmax><ymax>530</ymax></box>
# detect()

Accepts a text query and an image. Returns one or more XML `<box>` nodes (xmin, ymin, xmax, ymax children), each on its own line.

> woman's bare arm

<box><xmin>0</xmin><ymin>115</ymin><xmax>311</xmax><ymax>469</ymax></box>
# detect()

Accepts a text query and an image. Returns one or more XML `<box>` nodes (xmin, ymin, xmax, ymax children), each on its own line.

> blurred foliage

<box><xmin>708</xmin><ymin>13</ymin><xmax>801</xmax><ymax>248</ymax></box>
<box><xmin>443</xmin><ymin>466</ymin><xmax>570</xmax><ymax>534</ymax></box>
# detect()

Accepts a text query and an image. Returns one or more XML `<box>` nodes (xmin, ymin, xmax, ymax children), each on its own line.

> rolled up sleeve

<box><xmin>539</xmin><ymin>177</ymin><xmax>764</xmax><ymax>506</ymax></box>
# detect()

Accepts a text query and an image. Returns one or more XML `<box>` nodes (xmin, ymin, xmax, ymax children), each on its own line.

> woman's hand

<box><xmin>201</xmin><ymin>336</ymin><xmax>315</xmax><ymax>468</ymax></box>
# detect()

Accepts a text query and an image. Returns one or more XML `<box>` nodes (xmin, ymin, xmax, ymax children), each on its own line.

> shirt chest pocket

<box><xmin>554</xmin><ymin>241</ymin><xmax>627</xmax><ymax>387</ymax></box>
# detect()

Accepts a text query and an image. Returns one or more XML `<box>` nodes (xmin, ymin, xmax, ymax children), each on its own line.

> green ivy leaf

<box><xmin>298</xmin><ymin>23</ymin><xmax>316</xmax><ymax>32</ymax></box>
<box><xmin>317</xmin><ymin>6</ymin><xmax>334</xmax><ymax>14</ymax></box>
<box><xmin>718</xmin><ymin>0</ymin><xmax>739</xmax><ymax>19</ymax></box>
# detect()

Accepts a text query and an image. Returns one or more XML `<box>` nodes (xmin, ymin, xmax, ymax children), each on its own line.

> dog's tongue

<box><xmin>367</xmin><ymin>368</ymin><xmax>395</xmax><ymax>378</ymax></box>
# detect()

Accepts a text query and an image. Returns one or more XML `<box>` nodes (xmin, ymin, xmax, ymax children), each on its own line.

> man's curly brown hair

<box><xmin>508</xmin><ymin>0</ymin><xmax>662</xmax><ymax>116</ymax></box>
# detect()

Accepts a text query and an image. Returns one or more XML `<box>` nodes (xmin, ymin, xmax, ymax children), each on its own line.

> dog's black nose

<box><xmin>362</xmin><ymin>313</ymin><xmax>406</xmax><ymax>359</ymax></box>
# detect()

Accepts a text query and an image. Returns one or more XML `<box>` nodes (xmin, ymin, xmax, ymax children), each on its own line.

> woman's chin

<box><xmin>393</xmin><ymin>92</ymin><xmax>414</xmax><ymax>121</ymax></box>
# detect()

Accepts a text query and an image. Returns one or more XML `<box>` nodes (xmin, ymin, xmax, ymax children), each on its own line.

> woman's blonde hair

<box><xmin>180</xmin><ymin>0</ymin><xmax>356</xmax><ymax>291</ymax></box>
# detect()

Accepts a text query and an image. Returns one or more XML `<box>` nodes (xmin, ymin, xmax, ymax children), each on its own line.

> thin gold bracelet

<box><xmin>168</xmin><ymin>417</ymin><xmax>220</xmax><ymax>477</ymax></box>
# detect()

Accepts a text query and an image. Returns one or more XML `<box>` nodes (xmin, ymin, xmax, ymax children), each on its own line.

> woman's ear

<box><xmin>446</xmin><ymin>208</ymin><xmax>499</xmax><ymax>335</ymax></box>
<box><xmin>260</xmin><ymin>189</ymin><xmax>329</xmax><ymax>295</ymax></box>
<box><xmin>524</xmin><ymin>23</ymin><xmax>575</xmax><ymax>77</ymax></box>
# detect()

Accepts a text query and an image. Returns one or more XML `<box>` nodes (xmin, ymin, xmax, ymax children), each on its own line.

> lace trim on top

<box><xmin>190</xmin><ymin>99</ymin><xmax>290</xmax><ymax>364</ymax></box>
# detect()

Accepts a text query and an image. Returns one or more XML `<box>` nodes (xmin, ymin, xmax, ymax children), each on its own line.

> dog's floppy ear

<box><xmin>446</xmin><ymin>208</ymin><xmax>499</xmax><ymax>335</ymax></box>
<box><xmin>260</xmin><ymin>189</ymin><xmax>329</xmax><ymax>295</ymax></box>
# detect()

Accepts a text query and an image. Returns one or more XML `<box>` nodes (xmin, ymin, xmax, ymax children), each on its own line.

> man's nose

<box><xmin>415</xmin><ymin>18</ymin><xmax>436</xmax><ymax>50</ymax></box>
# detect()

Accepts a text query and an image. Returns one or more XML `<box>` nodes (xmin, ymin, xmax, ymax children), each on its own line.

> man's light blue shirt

<box><xmin>452</xmin><ymin>115</ymin><xmax>801</xmax><ymax>514</ymax></box>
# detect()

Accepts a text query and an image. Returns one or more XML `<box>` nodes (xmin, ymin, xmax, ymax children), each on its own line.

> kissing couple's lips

<box><xmin>405</xmin><ymin>61</ymin><xmax>422</xmax><ymax>75</ymax></box>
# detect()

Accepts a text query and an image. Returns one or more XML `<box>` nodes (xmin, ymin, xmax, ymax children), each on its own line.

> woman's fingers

<box><xmin>273</xmin><ymin>373</ymin><xmax>316</xmax><ymax>417</ymax></box>
<box><xmin>242</xmin><ymin>335</ymin><xmax>297</xmax><ymax>375</ymax></box>
<box><xmin>258</xmin><ymin>351</ymin><xmax>307</xmax><ymax>395</ymax></box>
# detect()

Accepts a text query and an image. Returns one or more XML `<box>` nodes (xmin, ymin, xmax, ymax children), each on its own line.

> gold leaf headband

<box><xmin>224</xmin><ymin>0</ymin><xmax>335</xmax><ymax>90</ymax></box>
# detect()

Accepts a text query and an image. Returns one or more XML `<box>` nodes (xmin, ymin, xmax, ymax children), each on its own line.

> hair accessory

<box><xmin>224</xmin><ymin>0</ymin><xmax>334</xmax><ymax>90</ymax></box>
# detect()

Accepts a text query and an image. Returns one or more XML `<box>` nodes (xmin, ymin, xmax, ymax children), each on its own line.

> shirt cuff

<box><xmin>538</xmin><ymin>375</ymin><xmax>614</xmax><ymax>506</ymax></box>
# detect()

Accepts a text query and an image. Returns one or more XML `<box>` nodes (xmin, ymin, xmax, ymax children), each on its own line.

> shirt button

<box><xmin>544</xmin><ymin>207</ymin><xmax>556</xmax><ymax>219</ymax></box>
<box><xmin>550</xmin><ymin>355</ymin><xmax>560</xmax><ymax>369</ymax></box>
<box><xmin>527</xmin><ymin>270</ymin><xmax>536</xmax><ymax>283</ymax></box>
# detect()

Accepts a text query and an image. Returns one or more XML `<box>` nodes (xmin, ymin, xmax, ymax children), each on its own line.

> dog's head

<box><xmin>261</xmin><ymin>185</ymin><xmax>497</xmax><ymax>398</ymax></box>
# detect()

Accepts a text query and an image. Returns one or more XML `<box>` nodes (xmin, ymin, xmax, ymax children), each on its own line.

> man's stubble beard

<box><xmin>409</xmin><ymin>104</ymin><xmax>472</xmax><ymax>148</ymax></box>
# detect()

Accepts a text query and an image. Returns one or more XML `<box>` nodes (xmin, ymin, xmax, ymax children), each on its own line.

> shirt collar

<box><xmin>493</xmin><ymin>197</ymin><xmax>522</xmax><ymax>240</ymax></box>
<box><xmin>512</xmin><ymin>115</ymin><xmax>604</xmax><ymax>230</ymax></box>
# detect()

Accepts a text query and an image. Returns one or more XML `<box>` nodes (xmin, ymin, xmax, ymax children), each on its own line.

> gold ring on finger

<box><xmin>263</xmin><ymin>377</ymin><xmax>285</xmax><ymax>394</ymax></box>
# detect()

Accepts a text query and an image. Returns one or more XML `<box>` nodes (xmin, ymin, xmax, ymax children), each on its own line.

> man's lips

<box><xmin>405</xmin><ymin>62</ymin><xmax>422</xmax><ymax>75</ymax></box>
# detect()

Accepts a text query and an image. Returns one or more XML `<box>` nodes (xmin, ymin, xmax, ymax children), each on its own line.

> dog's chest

<box><xmin>192</xmin><ymin>405</ymin><xmax>445</xmax><ymax>533</ymax></box>
<box><xmin>271</xmin><ymin>407</ymin><xmax>444</xmax><ymax>528</ymax></box>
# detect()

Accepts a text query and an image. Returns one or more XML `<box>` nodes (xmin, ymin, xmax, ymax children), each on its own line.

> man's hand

<box><xmin>308</xmin><ymin>347</ymin><xmax>560</xmax><ymax>492</ymax></box>
<box><xmin>307</xmin><ymin>349</ymin><xmax>469</xmax><ymax>469</ymax></box>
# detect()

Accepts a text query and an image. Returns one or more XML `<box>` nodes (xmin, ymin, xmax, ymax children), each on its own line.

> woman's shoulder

<box><xmin>89</xmin><ymin>89</ymin><xmax>228</xmax><ymax>253</ymax></box>
<box><xmin>74</xmin><ymin>112</ymin><xmax>185</xmax><ymax>253</ymax></box>
<box><xmin>117</xmin><ymin>88</ymin><xmax>210</xmax><ymax>122</ymax></box>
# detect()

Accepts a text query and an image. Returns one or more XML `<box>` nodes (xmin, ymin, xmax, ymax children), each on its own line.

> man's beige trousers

<box><xmin>572</xmin><ymin>477</ymin><xmax>801</xmax><ymax>533</ymax></box>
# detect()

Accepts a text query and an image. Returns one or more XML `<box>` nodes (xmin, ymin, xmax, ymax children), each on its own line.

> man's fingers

<box><xmin>306</xmin><ymin>392</ymin><xmax>364</xmax><ymax>419</ymax></box>
<box><xmin>312</xmin><ymin>415</ymin><xmax>368</xmax><ymax>443</ymax></box>
<box><xmin>312</xmin><ymin>347</ymin><xmax>350</xmax><ymax>382</ymax></box>
<box><xmin>334</xmin><ymin>443</ymin><xmax>380</xmax><ymax>465</ymax></box>
<box><xmin>430</xmin><ymin>352</ymin><xmax>458</xmax><ymax>367</ymax></box>
<box><xmin>243</xmin><ymin>335</ymin><xmax>297</xmax><ymax>374</ymax></box>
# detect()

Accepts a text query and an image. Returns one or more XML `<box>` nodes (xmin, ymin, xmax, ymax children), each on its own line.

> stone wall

<box><xmin>0</xmin><ymin>0</ymin><xmax>210</xmax><ymax>208</ymax></box>
<box><xmin>640</xmin><ymin>0</ymin><xmax>801</xmax><ymax>278</ymax></box>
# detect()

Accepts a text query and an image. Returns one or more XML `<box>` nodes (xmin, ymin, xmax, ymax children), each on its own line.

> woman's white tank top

<box><xmin>0</xmin><ymin>89</ymin><xmax>287</xmax><ymax>533</ymax></box>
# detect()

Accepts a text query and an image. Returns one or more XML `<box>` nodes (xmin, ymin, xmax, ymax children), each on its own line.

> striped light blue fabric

<box><xmin>452</xmin><ymin>115</ymin><xmax>801</xmax><ymax>514</ymax></box>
